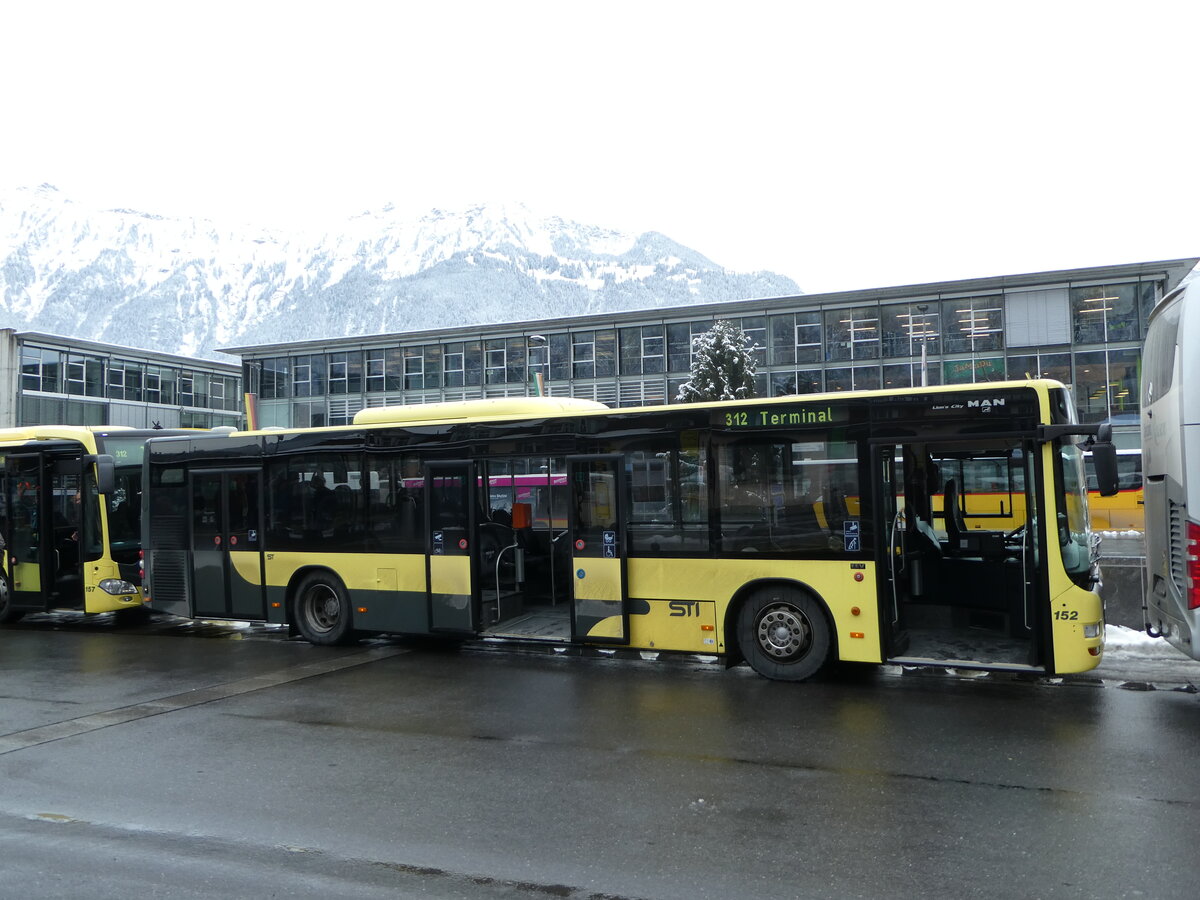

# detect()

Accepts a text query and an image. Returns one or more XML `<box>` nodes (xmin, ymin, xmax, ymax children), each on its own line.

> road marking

<box><xmin>0</xmin><ymin>647</ymin><xmax>406</xmax><ymax>756</ymax></box>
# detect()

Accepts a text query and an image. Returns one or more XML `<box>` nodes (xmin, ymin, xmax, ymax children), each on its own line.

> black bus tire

<box><xmin>293</xmin><ymin>572</ymin><xmax>356</xmax><ymax>646</ymax></box>
<box><xmin>0</xmin><ymin>573</ymin><xmax>25</xmax><ymax>624</ymax></box>
<box><xmin>736</xmin><ymin>585</ymin><xmax>831</xmax><ymax>682</ymax></box>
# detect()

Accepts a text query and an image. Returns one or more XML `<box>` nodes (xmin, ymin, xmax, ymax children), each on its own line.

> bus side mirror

<box><xmin>87</xmin><ymin>454</ymin><xmax>116</xmax><ymax>496</ymax></box>
<box><xmin>1089</xmin><ymin>442</ymin><xmax>1119</xmax><ymax>497</ymax></box>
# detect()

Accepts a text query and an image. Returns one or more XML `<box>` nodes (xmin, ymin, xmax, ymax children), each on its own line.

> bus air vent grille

<box><xmin>152</xmin><ymin>515</ymin><xmax>188</xmax><ymax>551</ymax></box>
<box><xmin>152</xmin><ymin>551</ymin><xmax>189</xmax><ymax>606</ymax></box>
<box><xmin>1169</xmin><ymin>500</ymin><xmax>1186</xmax><ymax>594</ymax></box>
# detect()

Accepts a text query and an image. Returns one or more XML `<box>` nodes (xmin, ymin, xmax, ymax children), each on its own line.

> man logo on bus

<box><xmin>966</xmin><ymin>398</ymin><xmax>1006</xmax><ymax>412</ymax></box>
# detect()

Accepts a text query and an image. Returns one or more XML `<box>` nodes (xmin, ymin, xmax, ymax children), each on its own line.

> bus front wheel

<box><xmin>293</xmin><ymin>573</ymin><xmax>356</xmax><ymax>646</ymax></box>
<box><xmin>736</xmin><ymin>586</ymin><xmax>831</xmax><ymax>682</ymax></box>
<box><xmin>0</xmin><ymin>573</ymin><xmax>24</xmax><ymax>624</ymax></box>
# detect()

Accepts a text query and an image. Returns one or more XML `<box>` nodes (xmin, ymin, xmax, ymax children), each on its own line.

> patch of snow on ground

<box><xmin>1105</xmin><ymin>624</ymin><xmax>1188</xmax><ymax>659</ymax></box>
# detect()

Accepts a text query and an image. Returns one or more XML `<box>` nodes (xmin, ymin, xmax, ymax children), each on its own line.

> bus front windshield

<box><xmin>94</xmin><ymin>437</ymin><xmax>147</xmax><ymax>549</ymax></box>
<box><xmin>1057</xmin><ymin>442</ymin><xmax>1094</xmax><ymax>583</ymax></box>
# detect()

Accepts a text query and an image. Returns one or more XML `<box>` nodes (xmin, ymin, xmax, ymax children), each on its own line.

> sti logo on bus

<box><xmin>669</xmin><ymin>600</ymin><xmax>702</xmax><ymax>617</ymax></box>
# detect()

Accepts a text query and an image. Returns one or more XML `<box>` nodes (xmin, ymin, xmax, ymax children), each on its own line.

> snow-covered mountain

<box><xmin>0</xmin><ymin>185</ymin><xmax>801</xmax><ymax>360</ymax></box>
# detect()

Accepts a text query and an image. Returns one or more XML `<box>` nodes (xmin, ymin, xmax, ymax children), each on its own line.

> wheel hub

<box><xmin>303</xmin><ymin>586</ymin><xmax>341</xmax><ymax>633</ymax></box>
<box><xmin>756</xmin><ymin>604</ymin><xmax>811</xmax><ymax>660</ymax></box>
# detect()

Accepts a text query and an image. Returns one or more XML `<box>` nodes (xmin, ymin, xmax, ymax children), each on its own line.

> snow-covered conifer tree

<box><xmin>675</xmin><ymin>319</ymin><xmax>758</xmax><ymax>403</ymax></box>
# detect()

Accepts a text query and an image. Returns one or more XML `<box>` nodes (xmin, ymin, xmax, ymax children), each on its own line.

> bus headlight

<box><xmin>99</xmin><ymin>579</ymin><xmax>139</xmax><ymax>596</ymax></box>
<box><xmin>1083</xmin><ymin>622</ymin><xmax>1102</xmax><ymax>640</ymax></box>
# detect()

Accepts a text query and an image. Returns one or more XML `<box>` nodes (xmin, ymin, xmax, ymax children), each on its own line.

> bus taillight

<box><xmin>1187</xmin><ymin>521</ymin><xmax>1200</xmax><ymax>611</ymax></box>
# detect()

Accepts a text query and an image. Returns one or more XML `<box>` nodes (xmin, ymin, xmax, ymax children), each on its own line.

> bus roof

<box><xmin>0</xmin><ymin>425</ymin><xmax>199</xmax><ymax>450</ymax></box>
<box><xmin>173</xmin><ymin>378</ymin><xmax>1069</xmax><ymax>444</ymax></box>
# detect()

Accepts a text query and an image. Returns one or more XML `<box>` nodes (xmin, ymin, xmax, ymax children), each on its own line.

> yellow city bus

<box><xmin>142</xmin><ymin>381</ymin><xmax>1118</xmax><ymax>681</ymax></box>
<box><xmin>1085</xmin><ymin>449</ymin><xmax>1143</xmax><ymax>532</ymax></box>
<box><xmin>923</xmin><ymin>448</ymin><xmax>1142</xmax><ymax>535</ymax></box>
<box><xmin>0</xmin><ymin>425</ymin><xmax>189</xmax><ymax>623</ymax></box>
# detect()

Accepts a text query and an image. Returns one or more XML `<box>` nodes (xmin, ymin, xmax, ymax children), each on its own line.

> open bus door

<box><xmin>189</xmin><ymin>469</ymin><xmax>265</xmax><ymax>619</ymax></box>
<box><xmin>426</xmin><ymin>461</ymin><xmax>479</xmax><ymax>633</ymax></box>
<box><xmin>567</xmin><ymin>455</ymin><xmax>629</xmax><ymax>644</ymax></box>
<box><xmin>876</xmin><ymin>440</ymin><xmax>1041</xmax><ymax>671</ymax></box>
<box><xmin>3</xmin><ymin>454</ymin><xmax>52</xmax><ymax>614</ymax></box>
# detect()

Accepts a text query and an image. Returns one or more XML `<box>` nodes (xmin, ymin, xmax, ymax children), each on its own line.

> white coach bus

<box><xmin>1141</xmin><ymin>277</ymin><xmax>1200</xmax><ymax>656</ymax></box>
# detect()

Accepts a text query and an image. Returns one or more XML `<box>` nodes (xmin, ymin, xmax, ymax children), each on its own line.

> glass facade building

<box><xmin>228</xmin><ymin>259</ymin><xmax>1194</xmax><ymax>449</ymax></box>
<box><xmin>1</xmin><ymin>330</ymin><xmax>242</xmax><ymax>429</ymax></box>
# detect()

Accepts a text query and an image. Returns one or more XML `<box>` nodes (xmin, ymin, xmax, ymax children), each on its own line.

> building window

<box><xmin>423</xmin><ymin>344</ymin><xmax>442</xmax><ymax>389</ymax></box>
<box><xmin>1138</xmin><ymin>281</ymin><xmax>1159</xmax><ymax>336</ymax></box>
<box><xmin>191</xmin><ymin>373</ymin><xmax>209</xmax><ymax>408</ymax></box>
<box><xmin>365</xmin><ymin>352</ymin><xmax>385</xmax><ymax>392</ymax></box>
<box><xmin>145</xmin><ymin>369</ymin><xmax>161</xmax><ymax>404</ymax></box>
<box><xmin>740</xmin><ymin>317</ymin><xmax>766</xmax><ymax>367</ymax></box>
<box><xmin>292</xmin><ymin>401</ymin><xmax>326</xmax><ymax>428</ymax></box>
<box><xmin>107</xmin><ymin>363</ymin><xmax>125</xmax><ymax>400</ymax></box>
<box><xmin>619</xmin><ymin>326</ymin><xmax>664</xmax><ymax>376</ymax></box>
<box><xmin>548</xmin><ymin>333</ymin><xmax>570</xmax><ymax>381</ymax></box>
<box><xmin>943</xmin><ymin>357</ymin><xmax>1005</xmax><ymax>384</ymax></box>
<box><xmin>881</xmin><ymin>302</ymin><xmax>941</xmax><ymax>359</ymax></box>
<box><xmin>1108</xmin><ymin>348</ymin><xmax>1140</xmax><ymax>419</ymax></box>
<box><xmin>888</xmin><ymin>360</ymin><xmax>941</xmax><ymax>388</ymax></box>
<box><xmin>771</xmin><ymin>369</ymin><xmax>823</xmax><ymax>396</ymax></box>
<box><xmin>824</xmin><ymin>365</ymin><xmax>881</xmax><ymax>392</ymax></box>
<box><xmin>1006</xmin><ymin>350</ymin><xmax>1071</xmax><ymax>384</ymax></box>
<box><xmin>825</xmin><ymin>306</ymin><xmax>881</xmax><ymax>362</ymax></box>
<box><xmin>327</xmin><ymin>353</ymin><xmax>360</xmax><ymax>395</ymax></box>
<box><xmin>259</xmin><ymin>357</ymin><xmax>290</xmax><ymax>399</ymax></box>
<box><xmin>328</xmin><ymin>360</ymin><xmax>348</xmax><ymax>393</ymax></box>
<box><xmin>123</xmin><ymin>363</ymin><xmax>144</xmax><ymax>402</ymax></box>
<box><xmin>404</xmin><ymin>346</ymin><xmax>424</xmax><ymax>390</ymax></box>
<box><xmin>22</xmin><ymin>346</ymin><xmax>65</xmax><ymax>393</ymax></box>
<box><xmin>943</xmin><ymin>296</ymin><xmax>1003</xmax><ymax>354</ymax></box>
<box><xmin>505</xmin><ymin>337</ymin><xmax>527</xmax><ymax>383</ymax></box>
<box><xmin>292</xmin><ymin>355</ymin><xmax>325</xmax><ymax>397</ymax></box>
<box><xmin>485</xmin><ymin>340</ymin><xmax>506</xmax><ymax>385</ymax></box>
<box><xmin>1074</xmin><ymin>350</ymin><xmax>1109</xmax><ymax>422</ymax></box>
<box><xmin>443</xmin><ymin>343</ymin><xmax>465</xmax><ymax>387</ymax></box>
<box><xmin>1071</xmin><ymin>283</ymin><xmax>1140</xmax><ymax>345</ymax></box>
<box><xmin>572</xmin><ymin>331</ymin><xmax>595</xmax><ymax>379</ymax></box>
<box><xmin>463</xmin><ymin>341</ymin><xmax>482</xmax><ymax>386</ymax></box>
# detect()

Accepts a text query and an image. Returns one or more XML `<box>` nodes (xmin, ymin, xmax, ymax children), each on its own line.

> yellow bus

<box><xmin>1085</xmin><ymin>449</ymin><xmax>1143</xmax><ymax>532</ymax></box>
<box><xmin>0</xmin><ymin>426</ymin><xmax>189</xmax><ymax>623</ymax></box>
<box><xmin>925</xmin><ymin>447</ymin><xmax>1142</xmax><ymax>535</ymax></box>
<box><xmin>142</xmin><ymin>381</ymin><xmax>1118</xmax><ymax>681</ymax></box>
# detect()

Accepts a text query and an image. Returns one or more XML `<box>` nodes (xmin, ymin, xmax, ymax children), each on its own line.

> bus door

<box><xmin>567</xmin><ymin>455</ymin><xmax>628</xmax><ymax>644</ymax></box>
<box><xmin>872</xmin><ymin>444</ymin><xmax>904</xmax><ymax>640</ymax></box>
<box><xmin>190</xmin><ymin>469</ymin><xmax>265</xmax><ymax>619</ymax></box>
<box><xmin>4</xmin><ymin>454</ymin><xmax>51</xmax><ymax>611</ymax></box>
<box><xmin>425</xmin><ymin>461</ymin><xmax>478</xmax><ymax>633</ymax></box>
<box><xmin>874</xmin><ymin>440</ymin><xmax>1039</xmax><ymax>668</ymax></box>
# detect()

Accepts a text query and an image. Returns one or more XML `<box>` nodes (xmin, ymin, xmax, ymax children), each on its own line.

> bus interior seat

<box><xmin>906</xmin><ymin>514</ymin><xmax>942</xmax><ymax>598</ymax></box>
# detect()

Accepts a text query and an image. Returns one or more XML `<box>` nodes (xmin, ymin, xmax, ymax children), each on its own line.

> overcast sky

<box><xmin>3</xmin><ymin>1</ymin><xmax>1197</xmax><ymax>293</ymax></box>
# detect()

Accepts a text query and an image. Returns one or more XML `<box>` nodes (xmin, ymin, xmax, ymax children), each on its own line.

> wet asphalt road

<box><xmin>1</xmin><ymin>613</ymin><xmax>1199</xmax><ymax>900</ymax></box>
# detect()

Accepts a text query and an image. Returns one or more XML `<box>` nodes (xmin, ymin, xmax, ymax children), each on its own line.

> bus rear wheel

<box><xmin>0</xmin><ymin>573</ymin><xmax>24</xmax><ymax>624</ymax></box>
<box><xmin>293</xmin><ymin>573</ymin><xmax>356</xmax><ymax>645</ymax></box>
<box><xmin>736</xmin><ymin>586</ymin><xmax>831</xmax><ymax>682</ymax></box>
